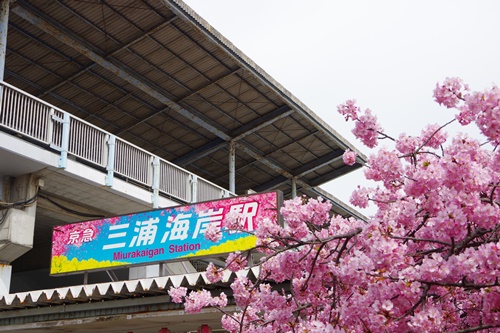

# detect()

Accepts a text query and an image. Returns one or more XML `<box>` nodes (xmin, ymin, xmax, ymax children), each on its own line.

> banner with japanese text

<box><xmin>50</xmin><ymin>191</ymin><xmax>282</xmax><ymax>275</ymax></box>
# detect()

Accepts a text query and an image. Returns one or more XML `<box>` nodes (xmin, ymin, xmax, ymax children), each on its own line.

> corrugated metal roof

<box><xmin>5</xmin><ymin>0</ymin><xmax>365</xmax><ymax>219</ymax></box>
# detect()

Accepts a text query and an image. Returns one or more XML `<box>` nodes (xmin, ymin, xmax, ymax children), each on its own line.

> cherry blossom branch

<box><xmin>486</xmin><ymin>224</ymin><xmax>500</xmax><ymax>243</ymax></box>
<box><xmin>418</xmin><ymin>276</ymin><xmax>500</xmax><ymax>290</ymax></box>
<box><xmin>256</xmin><ymin>228</ymin><xmax>363</xmax><ymax>256</ymax></box>
<box><xmin>335</xmin><ymin>236</ymin><xmax>354</xmax><ymax>264</ymax></box>
<box><xmin>405</xmin><ymin>211</ymin><xmax>430</xmax><ymax>240</ymax></box>
<box><xmin>488</xmin><ymin>181</ymin><xmax>500</xmax><ymax>205</ymax></box>
<box><xmin>388</xmin><ymin>235</ymin><xmax>451</xmax><ymax>246</ymax></box>
<box><xmin>446</xmin><ymin>324</ymin><xmax>500</xmax><ymax>333</ymax></box>
<box><xmin>175</xmin><ymin>79</ymin><xmax>500</xmax><ymax>332</ymax></box>
<box><xmin>300</xmin><ymin>242</ymin><xmax>326</xmax><ymax>291</ymax></box>
<box><xmin>415</xmin><ymin>118</ymin><xmax>456</xmax><ymax>155</ymax></box>
<box><xmin>451</xmin><ymin>227</ymin><xmax>492</xmax><ymax>255</ymax></box>
<box><xmin>377</xmin><ymin>130</ymin><xmax>396</xmax><ymax>141</ymax></box>
<box><xmin>399</xmin><ymin>150</ymin><xmax>443</xmax><ymax>161</ymax></box>
<box><xmin>395</xmin><ymin>284</ymin><xmax>430</xmax><ymax>320</ymax></box>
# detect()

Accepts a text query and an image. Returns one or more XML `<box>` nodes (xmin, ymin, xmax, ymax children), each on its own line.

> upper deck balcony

<box><xmin>0</xmin><ymin>80</ymin><xmax>232</xmax><ymax>206</ymax></box>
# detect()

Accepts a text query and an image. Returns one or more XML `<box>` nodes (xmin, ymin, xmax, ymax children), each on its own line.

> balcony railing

<box><xmin>0</xmin><ymin>81</ymin><xmax>233</xmax><ymax>203</ymax></box>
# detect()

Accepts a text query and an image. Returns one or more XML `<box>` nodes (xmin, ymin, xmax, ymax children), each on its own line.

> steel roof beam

<box><xmin>95</xmin><ymin>0</ymin><xmax>242</xmax><ymax>104</ymax></box>
<box><xmin>230</xmin><ymin>105</ymin><xmax>293</xmax><ymax>141</ymax></box>
<box><xmin>252</xmin><ymin>150</ymin><xmax>345</xmax><ymax>191</ymax></box>
<box><xmin>6</xmin><ymin>46</ymin><xmax>165</xmax><ymax>134</ymax></box>
<box><xmin>8</xmin><ymin>46</ymin><xmax>177</xmax><ymax>139</ymax></box>
<box><xmin>118</xmin><ymin>67</ymin><xmax>241</xmax><ymax>137</ymax></box>
<box><xmin>173</xmin><ymin>138</ymin><xmax>226</xmax><ymax>166</ymax></box>
<box><xmin>13</xmin><ymin>0</ymin><xmax>186</xmax><ymax>109</ymax></box>
<box><xmin>173</xmin><ymin>105</ymin><xmax>293</xmax><ymax>166</ymax></box>
<box><xmin>166</xmin><ymin>0</ymin><xmax>367</xmax><ymax>162</ymax></box>
<box><xmin>8</xmin><ymin>22</ymin><xmax>169</xmax><ymax>128</ymax></box>
<box><xmin>11</xmin><ymin>2</ymin><xmax>327</xmax><ymax>191</ymax></box>
<box><xmin>292</xmin><ymin>150</ymin><xmax>344</xmax><ymax>177</ymax></box>
<box><xmin>11</xmin><ymin>2</ymin><xmax>232</xmax><ymax>142</ymax></box>
<box><xmin>35</xmin><ymin>7</ymin><xmax>179</xmax><ymax>99</ymax></box>
<box><xmin>252</xmin><ymin>175</ymin><xmax>288</xmax><ymax>192</ymax></box>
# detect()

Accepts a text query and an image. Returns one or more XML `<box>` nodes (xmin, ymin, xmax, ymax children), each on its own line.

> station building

<box><xmin>0</xmin><ymin>1</ymin><xmax>365</xmax><ymax>332</ymax></box>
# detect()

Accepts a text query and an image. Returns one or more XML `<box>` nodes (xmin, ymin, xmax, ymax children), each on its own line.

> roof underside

<box><xmin>5</xmin><ymin>0</ymin><xmax>364</xmax><ymax>217</ymax></box>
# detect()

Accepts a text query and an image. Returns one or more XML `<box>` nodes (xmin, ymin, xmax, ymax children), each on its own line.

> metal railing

<box><xmin>0</xmin><ymin>81</ymin><xmax>233</xmax><ymax>203</ymax></box>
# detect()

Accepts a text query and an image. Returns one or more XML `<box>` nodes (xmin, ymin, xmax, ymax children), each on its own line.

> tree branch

<box><xmin>418</xmin><ymin>276</ymin><xmax>500</xmax><ymax>290</ymax></box>
<box><xmin>446</xmin><ymin>324</ymin><xmax>500</xmax><ymax>333</ymax></box>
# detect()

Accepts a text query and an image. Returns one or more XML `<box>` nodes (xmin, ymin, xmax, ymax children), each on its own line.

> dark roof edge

<box><xmin>163</xmin><ymin>0</ymin><xmax>366</xmax><ymax>163</ymax></box>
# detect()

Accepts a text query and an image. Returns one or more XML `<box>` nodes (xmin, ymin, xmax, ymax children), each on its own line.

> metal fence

<box><xmin>0</xmin><ymin>81</ymin><xmax>233</xmax><ymax>203</ymax></box>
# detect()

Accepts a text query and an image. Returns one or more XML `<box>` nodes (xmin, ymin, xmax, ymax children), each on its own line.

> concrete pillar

<box><xmin>0</xmin><ymin>176</ymin><xmax>7</xmax><ymax>202</ymax></box>
<box><xmin>0</xmin><ymin>174</ymin><xmax>38</xmax><ymax>294</ymax></box>
<box><xmin>0</xmin><ymin>174</ymin><xmax>37</xmax><ymax>263</ymax></box>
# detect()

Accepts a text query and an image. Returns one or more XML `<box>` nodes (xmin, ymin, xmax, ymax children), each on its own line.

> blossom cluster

<box><xmin>168</xmin><ymin>79</ymin><xmax>500</xmax><ymax>333</ymax></box>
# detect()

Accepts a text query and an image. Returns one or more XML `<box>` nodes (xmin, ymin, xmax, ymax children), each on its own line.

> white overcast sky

<box><xmin>183</xmin><ymin>0</ymin><xmax>500</xmax><ymax>215</ymax></box>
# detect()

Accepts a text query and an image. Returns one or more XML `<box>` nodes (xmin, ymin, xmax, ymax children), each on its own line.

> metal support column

<box><xmin>58</xmin><ymin>112</ymin><xmax>70</xmax><ymax>169</ymax></box>
<box><xmin>0</xmin><ymin>0</ymin><xmax>9</xmax><ymax>112</ymax></box>
<box><xmin>0</xmin><ymin>0</ymin><xmax>9</xmax><ymax>81</ymax></box>
<box><xmin>105</xmin><ymin>135</ymin><xmax>116</xmax><ymax>187</ymax></box>
<box><xmin>291</xmin><ymin>177</ymin><xmax>297</xmax><ymax>198</ymax></box>
<box><xmin>229</xmin><ymin>140</ymin><xmax>236</xmax><ymax>194</ymax></box>
<box><xmin>190</xmin><ymin>174</ymin><xmax>198</xmax><ymax>203</ymax></box>
<box><xmin>152</xmin><ymin>156</ymin><xmax>160</xmax><ymax>208</ymax></box>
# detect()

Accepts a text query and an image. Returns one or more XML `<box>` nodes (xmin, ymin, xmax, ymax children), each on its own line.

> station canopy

<box><xmin>5</xmin><ymin>0</ymin><xmax>365</xmax><ymax>218</ymax></box>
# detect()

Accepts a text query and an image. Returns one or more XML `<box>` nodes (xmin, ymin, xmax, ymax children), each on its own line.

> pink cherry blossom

<box><xmin>395</xmin><ymin>133</ymin><xmax>420</xmax><ymax>155</ymax></box>
<box><xmin>184</xmin><ymin>289</ymin><xmax>212</xmax><ymax>313</ymax></box>
<box><xmin>364</xmin><ymin>148</ymin><xmax>403</xmax><ymax>187</ymax></box>
<box><xmin>352</xmin><ymin>108</ymin><xmax>382</xmax><ymax>148</ymax></box>
<box><xmin>205</xmin><ymin>262</ymin><xmax>224</xmax><ymax>283</ymax></box>
<box><xmin>350</xmin><ymin>185</ymin><xmax>371</xmax><ymax>208</ymax></box>
<box><xmin>225</xmin><ymin>251</ymin><xmax>247</xmax><ymax>272</ymax></box>
<box><xmin>204</xmin><ymin>221</ymin><xmax>222</xmax><ymax>242</ymax></box>
<box><xmin>224</xmin><ymin>209</ymin><xmax>244</xmax><ymax>230</ymax></box>
<box><xmin>434</xmin><ymin>76</ymin><xmax>468</xmax><ymax>108</ymax></box>
<box><xmin>168</xmin><ymin>286</ymin><xmax>186</xmax><ymax>303</ymax></box>
<box><xmin>420</xmin><ymin>123</ymin><xmax>447</xmax><ymax>149</ymax></box>
<box><xmin>337</xmin><ymin>99</ymin><xmax>360</xmax><ymax>120</ymax></box>
<box><xmin>171</xmin><ymin>79</ymin><xmax>500</xmax><ymax>333</ymax></box>
<box><xmin>342</xmin><ymin>149</ymin><xmax>357</xmax><ymax>165</ymax></box>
